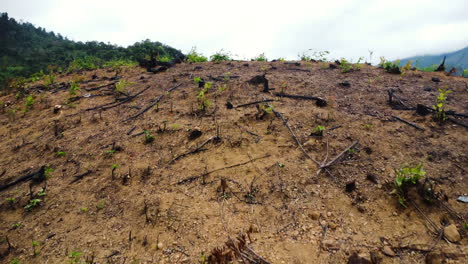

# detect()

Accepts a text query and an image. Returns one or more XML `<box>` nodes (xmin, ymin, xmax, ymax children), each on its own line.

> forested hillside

<box><xmin>398</xmin><ymin>46</ymin><xmax>468</xmax><ymax>76</ymax></box>
<box><xmin>0</xmin><ymin>12</ymin><xmax>184</xmax><ymax>89</ymax></box>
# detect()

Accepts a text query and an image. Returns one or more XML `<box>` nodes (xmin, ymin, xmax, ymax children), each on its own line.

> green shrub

<box><xmin>253</xmin><ymin>53</ymin><xmax>268</xmax><ymax>61</ymax></box>
<box><xmin>210</xmin><ymin>50</ymin><xmax>231</xmax><ymax>62</ymax></box>
<box><xmin>186</xmin><ymin>47</ymin><xmax>208</xmax><ymax>62</ymax></box>
<box><xmin>394</xmin><ymin>164</ymin><xmax>425</xmax><ymax>207</ymax></box>
<box><xmin>24</xmin><ymin>95</ymin><xmax>34</xmax><ymax>111</ymax></box>
<box><xmin>433</xmin><ymin>87</ymin><xmax>451</xmax><ymax>122</ymax></box>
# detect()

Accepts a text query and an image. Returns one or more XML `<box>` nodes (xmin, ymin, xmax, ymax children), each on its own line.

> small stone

<box><xmin>308</xmin><ymin>211</ymin><xmax>320</xmax><ymax>220</ymax></box>
<box><xmin>327</xmin><ymin>212</ymin><xmax>332</xmax><ymax>217</ymax></box>
<box><xmin>431</xmin><ymin>77</ymin><xmax>440</xmax><ymax>82</ymax></box>
<box><xmin>323</xmin><ymin>239</ymin><xmax>338</xmax><ymax>250</ymax></box>
<box><xmin>425</xmin><ymin>252</ymin><xmax>444</xmax><ymax>264</ymax></box>
<box><xmin>347</xmin><ymin>252</ymin><xmax>371</xmax><ymax>264</ymax></box>
<box><xmin>382</xmin><ymin>246</ymin><xmax>396</xmax><ymax>257</ymax></box>
<box><xmin>443</xmin><ymin>224</ymin><xmax>461</xmax><ymax>243</ymax></box>
<box><xmin>157</xmin><ymin>242</ymin><xmax>163</xmax><ymax>249</ymax></box>
<box><xmin>328</xmin><ymin>222</ymin><xmax>337</xmax><ymax>229</ymax></box>
<box><xmin>346</xmin><ymin>180</ymin><xmax>356</xmax><ymax>192</ymax></box>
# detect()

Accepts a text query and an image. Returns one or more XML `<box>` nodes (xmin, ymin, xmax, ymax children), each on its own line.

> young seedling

<box><xmin>433</xmin><ymin>87</ymin><xmax>451</xmax><ymax>122</ymax></box>
<box><xmin>37</xmin><ymin>188</ymin><xmax>46</xmax><ymax>197</ymax></box>
<box><xmin>79</xmin><ymin>207</ymin><xmax>89</xmax><ymax>213</ymax></box>
<box><xmin>311</xmin><ymin>125</ymin><xmax>326</xmax><ymax>137</ymax></box>
<box><xmin>5</xmin><ymin>197</ymin><xmax>16</xmax><ymax>208</ymax></box>
<box><xmin>96</xmin><ymin>200</ymin><xmax>106</xmax><ymax>210</ymax></box>
<box><xmin>144</xmin><ymin>130</ymin><xmax>155</xmax><ymax>144</ymax></box>
<box><xmin>69</xmin><ymin>81</ymin><xmax>80</xmax><ymax>97</ymax></box>
<box><xmin>23</xmin><ymin>95</ymin><xmax>34</xmax><ymax>111</ymax></box>
<box><xmin>197</xmin><ymin>83</ymin><xmax>213</xmax><ymax>112</ymax></box>
<box><xmin>32</xmin><ymin>240</ymin><xmax>39</xmax><ymax>256</ymax></box>
<box><xmin>393</xmin><ymin>164</ymin><xmax>426</xmax><ymax>207</ymax></box>
<box><xmin>11</xmin><ymin>222</ymin><xmax>21</xmax><ymax>229</ymax></box>
<box><xmin>111</xmin><ymin>164</ymin><xmax>119</xmax><ymax>179</ymax></box>
<box><xmin>56</xmin><ymin>151</ymin><xmax>66</xmax><ymax>157</ymax></box>
<box><xmin>10</xmin><ymin>258</ymin><xmax>20</xmax><ymax>264</ymax></box>
<box><xmin>362</xmin><ymin>124</ymin><xmax>373</xmax><ymax>130</ymax></box>
<box><xmin>44</xmin><ymin>166</ymin><xmax>54</xmax><ymax>179</ymax></box>
<box><xmin>24</xmin><ymin>199</ymin><xmax>42</xmax><ymax>211</ymax></box>
<box><xmin>68</xmin><ymin>250</ymin><xmax>82</xmax><ymax>263</ymax></box>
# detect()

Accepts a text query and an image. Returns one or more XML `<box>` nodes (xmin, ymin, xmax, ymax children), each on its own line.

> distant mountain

<box><xmin>398</xmin><ymin>46</ymin><xmax>468</xmax><ymax>77</ymax></box>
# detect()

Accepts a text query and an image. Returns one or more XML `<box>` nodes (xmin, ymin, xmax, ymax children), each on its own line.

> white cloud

<box><xmin>2</xmin><ymin>0</ymin><xmax>467</xmax><ymax>62</ymax></box>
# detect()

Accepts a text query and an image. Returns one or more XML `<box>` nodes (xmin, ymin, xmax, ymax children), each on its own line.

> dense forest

<box><xmin>0</xmin><ymin>12</ymin><xmax>184</xmax><ymax>89</ymax></box>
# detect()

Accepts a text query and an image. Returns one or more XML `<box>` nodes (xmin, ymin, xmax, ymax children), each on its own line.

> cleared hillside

<box><xmin>0</xmin><ymin>61</ymin><xmax>467</xmax><ymax>263</ymax></box>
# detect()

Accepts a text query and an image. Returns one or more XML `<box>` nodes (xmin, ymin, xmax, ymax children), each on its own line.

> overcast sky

<box><xmin>3</xmin><ymin>0</ymin><xmax>468</xmax><ymax>62</ymax></box>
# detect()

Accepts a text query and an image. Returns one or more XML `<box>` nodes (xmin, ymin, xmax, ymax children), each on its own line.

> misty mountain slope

<box><xmin>399</xmin><ymin>46</ymin><xmax>468</xmax><ymax>75</ymax></box>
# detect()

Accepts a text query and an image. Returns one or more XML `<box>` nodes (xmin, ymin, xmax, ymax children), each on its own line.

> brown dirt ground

<box><xmin>0</xmin><ymin>61</ymin><xmax>467</xmax><ymax>264</ymax></box>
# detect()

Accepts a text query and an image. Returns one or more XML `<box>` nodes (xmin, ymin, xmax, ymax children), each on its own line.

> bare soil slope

<box><xmin>0</xmin><ymin>61</ymin><xmax>467</xmax><ymax>263</ymax></box>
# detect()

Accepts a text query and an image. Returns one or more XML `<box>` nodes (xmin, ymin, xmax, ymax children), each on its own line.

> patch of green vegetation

<box><xmin>298</xmin><ymin>50</ymin><xmax>329</xmax><ymax>61</ymax></box>
<box><xmin>193</xmin><ymin>77</ymin><xmax>202</xmax><ymax>85</ymax></box>
<box><xmin>96</xmin><ymin>200</ymin><xmax>106</xmax><ymax>210</ymax></box>
<box><xmin>5</xmin><ymin>197</ymin><xmax>16</xmax><ymax>205</ymax></box>
<box><xmin>44</xmin><ymin>165</ymin><xmax>54</xmax><ymax>179</ymax></box>
<box><xmin>115</xmin><ymin>80</ymin><xmax>134</xmax><ymax>94</ymax></box>
<box><xmin>197</xmin><ymin>82</ymin><xmax>213</xmax><ymax>111</ymax></box>
<box><xmin>253</xmin><ymin>53</ymin><xmax>268</xmax><ymax>61</ymax></box>
<box><xmin>24</xmin><ymin>199</ymin><xmax>41</xmax><ymax>211</ymax></box>
<box><xmin>32</xmin><ymin>240</ymin><xmax>39</xmax><ymax>255</ymax></box>
<box><xmin>394</xmin><ymin>164</ymin><xmax>425</xmax><ymax>207</ymax></box>
<box><xmin>10</xmin><ymin>258</ymin><xmax>20</xmax><ymax>264</ymax></box>
<box><xmin>69</xmin><ymin>81</ymin><xmax>80</xmax><ymax>97</ymax></box>
<box><xmin>23</xmin><ymin>95</ymin><xmax>34</xmax><ymax>111</ymax></box>
<box><xmin>339</xmin><ymin>58</ymin><xmax>363</xmax><ymax>73</ymax></box>
<box><xmin>79</xmin><ymin>207</ymin><xmax>89</xmax><ymax>213</ymax></box>
<box><xmin>433</xmin><ymin>87</ymin><xmax>451</xmax><ymax>122</ymax></box>
<box><xmin>210</xmin><ymin>50</ymin><xmax>231</xmax><ymax>62</ymax></box>
<box><xmin>56</xmin><ymin>151</ymin><xmax>66</xmax><ymax>157</ymax></box>
<box><xmin>11</xmin><ymin>222</ymin><xmax>21</xmax><ymax>229</ymax></box>
<box><xmin>186</xmin><ymin>47</ymin><xmax>208</xmax><ymax>62</ymax></box>
<box><xmin>68</xmin><ymin>250</ymin><xmax>82</xmax><ymax>263</ymax></box>
<box><xmin>362</xmin><ymin>124</ymin><xmax>373</xmax><ymax>130</ymax></box>
<box><xmin>43</xmin><ymin>72</ymin><xmax>56</xmax><ymax>86</ymax></box>
<box><xmin>37</xmin><ymin>188</ymin><xmax>46</xmax><ymax>197</ymax></box>
<box><xmin>463</xmin><ymin>69</ymin><xmax>468</xmax><ymax>77</ymax></box>
<box><xmin>144</xmin><ymin>130</ymin><xmax>155</xmax><ymax>144</ymax></box>
<box><xmin>379</xmin><ymin>57</ymin><xmax>401</xmax><ymax>74</ymax></box>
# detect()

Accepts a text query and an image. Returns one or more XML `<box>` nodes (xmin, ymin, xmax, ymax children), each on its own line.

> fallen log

<box><xmin>392</xmin><ymin>115</ymin><xmax>425</xmax><ymax>130</ymax></box>
<box><xmin>123</xmin><ymin>83</ymin><xmax>183</xmax><ymax>122</ymax></box>
<box><xmin>274</xmin><ymin>93</ymin><xmax>327</xmax><ymax>107</ymax></box>
<box><xmin>0</xmin><ymin>166</ymin><xmax>46</xmax><ymax>192</ymax></box>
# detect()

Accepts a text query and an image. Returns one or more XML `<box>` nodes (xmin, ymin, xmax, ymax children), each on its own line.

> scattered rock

<box><xmin>366</xmin><ymin>174</ymin><xmax>379</xmax><ymax>184</ymax></box>
<box><xmin>92</xmin><ymin>74</ymin><xmax>98</xmax><ymax>79</ymax></box>
<box><xmin>157</xmin><ymin>242</ymin><xmax>163</xmax><ymax>249</ymax></box>
<box><xmin>339</xmin><ymin>81</ymin><xmax>351</xmax><ymax>87</ymax></box>
<box><xmin>431</xmin><ymin>77</ymin><xmax>440</xmax><ymax>82</ymax></box>
<box><xmin>193</xmin><ymin>66</ymin><xmax>202</xmax><ymax>70</ymax></box>
<box><xmin>423</xmin><ymin>87</ymin><xmax>432</xmax><ymax>92</ymax></box>
<box><xmin>188</xmin><ymin>128</ymin><xmax>202</xmax><ymax>141</ymax></box>
<box><xmin>382</xmin><ymin>246</ymin><xmax>396</xmax><ymax>257</ymax></box>
<box><xmin>443</xmin><ymin>224</ymin><xmax>461</xmax><ymax>243</ymax></box>
<box><xmin>139</xmin><ymin>76</ymin><xmax>145</xmax><ymax>80</ymax></box>
<box><xmin>322</xmin><ymin>239</ymin><xmax>339</xmax><ymax>250</ymax></box>
<box><xmin>425</xmin><ymin>252</ymin><xmax>444</xmax><ymax>264</ymax></box>
<box><xmin>329</xmin><ymin>64</ymin><xmax>338</xmax><ymax>69</ymax></box>
<box><xmin>243</xmin><ymin>63</ymin><xmax>249</xmax><ymax>67</ymax></box>
<box><xmin>347</xmin><ymin>252</ymin><xmax>371</xmax><ymax>264</ymax></box>
<box><xmin>456</xmin><ymin>196</ymin><xmax>468</xmax><ymax>203</ymax></box>
<box><xmin>150</xmin><ymin>66</ymin><xmax>168</xmax><ymax>74</ymax></box>
<box><xmin>346</xmin><ymin>180</ymin><xmax>356</xmax><ymax>192</ymax></box>
<box><xmin>328</xmin><ymin>222</ymin><xmax>337</xmax><ymax>229</ymax></box>
<box><xmin>370</xmin><ymin>251</ymin><xmax>383</xmax><ymax>264</ymax></box>
<box><xmin>53</xmin><ymin>105</ymin><xmax>62</xmax><ymax>114</ymax></box>
<box><xmin>308</xmin><ymin>210</ymin><xmax>320</xmax><ymax>220</ymax></box>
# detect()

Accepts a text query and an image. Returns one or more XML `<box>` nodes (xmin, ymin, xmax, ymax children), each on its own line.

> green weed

<box><xmin>433</xmin><ymin>87</ymin><xmax>451</xmax><ymax>122</ymax></box>
<box><xmin>115</xmin><ymin>80</ymin><xmax>134</xmax><ymax>94</ymax></box>
<box><xmin>32</xmin><ymin>240</ymin><xmax>39</xmax><ymax>255</ymax></box>
<box><xmin>253</xmin><ymin>53</ymin><xmax>268</xmax><ymax>61</ymax></box>
<box><xmin>186</xmin><ymin>47</ymin><xmax>208</xmax><ymax>62</ymax></box>
<box><xmin>69</xmin><ymin>81</ymin><xmax>80</xmax><ymax>97</ymax></box>
<box><xmin>394</xmin><ymin>164</ymin><xmax>426</xmax><ymax>207</ymax></box>
<box><xmin>68</xmin><ymin>251</ymin><xmax>82</xmax><ymax>263</ymax></box>
<box><xmin>144</xmin><ymin>130</ymin><xmax>155</xmax><ymax>144</ymax></box>
<box><xmin>56</xmin><ymin>151</ymin><xmax>66</xmax><ymax>157</ymax></box>
<box><xmin>24</xmin><ymin>95</ymin><xmax>34</xmax><ymax>111</ymax></box>
<box><xmin>24</xmin><ymin>199</ymin><xmax>41</xmax><ymax>211</ymax></box>
<box><xmin>210</xmin><ymin>50</ymin><xmax>231</xmax><ymax>62</ymax></box>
